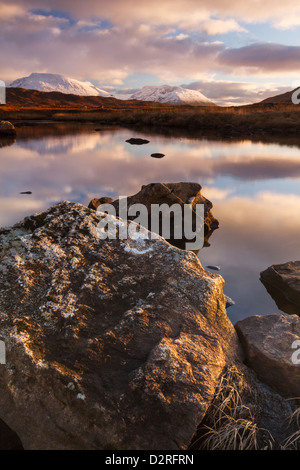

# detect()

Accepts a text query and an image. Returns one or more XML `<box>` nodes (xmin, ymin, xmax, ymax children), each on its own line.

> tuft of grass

<box><xmin>280</xmin><ymin>430</ymin><xmax>300</xmax><ymax>450</ymax></box>
<box><xmin>190</xmin><ymin>365</ymin><xmax>274</xmax><ymax>450</ymax></box>
<box><xmin>279</xmin><ymin>399</ymin><xmax>300</xmax><ymax>450</ymax></box>
<box><xmin>200</xmin><ymin>415</ymin><xmax>260</xmax><ymax>450</ymax></box>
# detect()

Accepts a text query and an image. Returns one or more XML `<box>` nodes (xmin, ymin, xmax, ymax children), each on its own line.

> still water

<box><xmin>1</xmin><ymin>122</ymin><xmax>300</xmax><ymax>323</ymax></box>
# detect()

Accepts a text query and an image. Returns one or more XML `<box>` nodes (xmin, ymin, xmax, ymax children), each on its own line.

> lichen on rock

<box><xmin>0</xmin><ymin>200</ymin><xmax>241</xmax><ymax>449</ymax></box>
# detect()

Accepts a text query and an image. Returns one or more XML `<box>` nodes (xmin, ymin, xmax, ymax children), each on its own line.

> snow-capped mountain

<box><xmin>9</xmin><ymin>73</ymin><xmax>111</xmax><ymax>97</ymax></box>
<box><xmin>130</xmin><ymin>85</ymin><xmax>215</xmax><ymax>106</ymax></box>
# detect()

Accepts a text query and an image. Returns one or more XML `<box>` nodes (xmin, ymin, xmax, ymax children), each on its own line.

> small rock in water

<box><xmin>206</xmin><ymin>265</ymin><xmax>221</xmax><ymax>271</ymax></box>
<box><xmin>126</xmin><ymin>138</ymin><xmax>150</xmax><ymax>145</ymax></box>
<box><xmin>150</xmin><ymin>153</ymin><xmax>165</xmax><ymax>159</ymax></box>
<box><xmin>0</xmin><ymin>121</ymin><xmax>16</xmax><ymax>136</ymax></box>
<box><xmin>224</xmin><ymin>294</ymin><xmax>235</xmax><ymax>308</ymax></box>
<box><xmin>19</xmin><ymin>191</ymin><xmax>32</xmax><ymax>195</ymax></box>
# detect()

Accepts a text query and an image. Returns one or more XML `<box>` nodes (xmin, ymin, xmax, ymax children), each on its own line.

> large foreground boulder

<box><xmin>0</xmin><ymin>201</ymin><xmax>240</xmax><ymax>450</ymax></box>
<box><xmin>235</xmin><ymin>313</ymin><xmax>300</xmax><ymax>397</ymax></box>
<box><xmin>260</xmin><ymin>261</ymin><xmax>300</xmax><ymax>315</ymax></box>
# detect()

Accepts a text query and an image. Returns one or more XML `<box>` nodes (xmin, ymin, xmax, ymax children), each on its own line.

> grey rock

<box><xmin>0</xmin><ymin>201</ymin><xmax>241</xmax><ymax>450</ymax></box>
<box><xmin>235</xmin><ymin>313</ymin><xmax>300</xmax><ymax>397</ymax></box>
<box><xmin>110</xmin><ymin>182</ymin><xmax>219</xmax><ymax>249</ymax></box>
<box><xmin>260</xmin><ymin>261</ymin><xmax>300</xmax><ymax>315</ymax></box>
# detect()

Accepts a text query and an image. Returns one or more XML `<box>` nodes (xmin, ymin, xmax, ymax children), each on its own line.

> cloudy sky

<box><xmin>1</xmin><ymin>0</ymin><xmax>300</xmax><ymax>104</ymax></box>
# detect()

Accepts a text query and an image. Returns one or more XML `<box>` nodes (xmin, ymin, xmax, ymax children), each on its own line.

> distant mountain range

<box><xmin>9</xmin><ymin>73</ymin><xmax>112</xmax><ymax>97</ymax></box>
<box><xmin>9</xmin><ymin>73</ymin><xmax>300</xmax><ymax>107</ymax></box>
<box><xmin>9</xmin><ymin>73</ymin><xmax>216</xmax><ymax>106</ymax></box>
<box><xmin>4</xmin><ymin>87</ymin><xmax>172</xmax><ymax>109</ymax></box>
<box><xmin>130</xmin><ymin>85</ymin><xmax>216</xmax><ymax>106</ymax></box>
<box><xmin>259</xmin><ymin>88</ymin><xmax>299</xmax><ymax>105</ymax></box>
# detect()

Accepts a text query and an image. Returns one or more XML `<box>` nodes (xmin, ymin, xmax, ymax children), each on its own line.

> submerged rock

<box><xmin>260</xmin><ymin>261</ymin><xmax>300</xmax><ymax>315</ymax></box>
<box><xmin>126</xmin><ymin>138</ymin><xmax>150</xmax><ymax>145</ymax></box>
<box><xmin>151</xmin><ymin>153</ymin><xmax>165</xmax><ymax>158</ymax></box>
<box><xmin>0</xmin><ymin>201</ymin><xmax>240</xmax><ymax>450</ymax></box>
<box><xmin>235</xmin><ymin>313</ymin><xmax>300</xmax><ymax>397</ymax></box>
<box><xmin>224</xmin><ymin>294</ymin><xmax>235</xmax><ymax>308</ymax></box>
<box><xmin>206</xmin><ymin>265</ymin><xmax>221</xmax><ymax>271</ymax></box>
<box><xmin>0</xmin><ymin>121</ymin><xmax>16</xmax><ymax>137</ymax></box>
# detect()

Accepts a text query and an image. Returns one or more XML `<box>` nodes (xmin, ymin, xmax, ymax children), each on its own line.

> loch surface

<box><xmin>1</xmin><ymin>123</ymin><xmax>300</xmax><ymax>322</ymax></box>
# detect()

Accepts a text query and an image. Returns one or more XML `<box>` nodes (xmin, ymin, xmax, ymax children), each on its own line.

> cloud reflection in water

<box><xmin>1</xmin><ymin>125</ymin><xmax>300</xmax><ymax>321</ymax></box>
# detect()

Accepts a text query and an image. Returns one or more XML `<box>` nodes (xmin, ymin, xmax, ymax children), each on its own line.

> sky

<box><xmin>2</xmin><ymin>0</ymin><xmax>300</xmax><ymax>105</ymax></box>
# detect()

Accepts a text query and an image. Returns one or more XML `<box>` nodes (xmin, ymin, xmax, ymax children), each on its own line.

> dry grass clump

<box><xmin>200</xmin><ymin>416</ymin><xmax>261</xmax><ymax>450</ymax></box>
<box><xmin>190</xmin><ymin>365</ymin><xmax>274</xmax><ymax>450</ymax></box>
<box><xmin>279</xmin><ymin>400</ymin><xmax>300</xmax><ymax>450</ymax></box>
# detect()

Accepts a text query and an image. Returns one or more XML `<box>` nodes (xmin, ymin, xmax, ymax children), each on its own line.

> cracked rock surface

<box><xmin>0</xmin><ymin>201</ymin><xmax>241</xmax><ymax>449</ymax></box>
